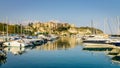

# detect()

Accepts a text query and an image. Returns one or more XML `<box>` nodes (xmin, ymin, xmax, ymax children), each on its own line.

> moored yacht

<box><xmin>3</xmin><ymin>39</ymin><xmax>33</xmax><ymax>47</ymax></box>
<box><xmin>82</xmin><ymin>35</ymin><xmax>110</xmax><ymax>45</ymax></box>
<box><xmin>106</xmin><ymin>39</ymin><xmax>120</xmax><ymax>46</ymax></box>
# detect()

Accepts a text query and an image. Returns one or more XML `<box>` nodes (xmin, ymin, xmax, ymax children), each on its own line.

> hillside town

<box><xmin>0</xmin><ymin>20</ymin><xmax>103</xmax><ymax>36</ymax></box>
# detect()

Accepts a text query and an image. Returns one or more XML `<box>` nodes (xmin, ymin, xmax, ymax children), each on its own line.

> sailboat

<box><xmin>82</xmin><ymin>20</ymin><xmax>110</xmax><ymax>45</ymax></box>
<box><xmin>107</xmin><ymin>16</ymin><xmax>120</xmax><ymax>46</ymax></box>
<box><xmin>3</xmin><ymin>23</ymin><xmax>33</xmax><ymax>47</ymax></box>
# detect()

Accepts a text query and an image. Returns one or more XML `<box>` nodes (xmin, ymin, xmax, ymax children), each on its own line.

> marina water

<box><xmin>0</xmin><ymin>37</ymin><xmax>120</xmax><ymax>68</ymax></box>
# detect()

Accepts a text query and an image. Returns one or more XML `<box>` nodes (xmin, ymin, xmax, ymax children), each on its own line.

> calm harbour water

<box><xmin>1</xmin><ymin>37</ymin><xmax>120</xmax><ymax>68</ymax></box>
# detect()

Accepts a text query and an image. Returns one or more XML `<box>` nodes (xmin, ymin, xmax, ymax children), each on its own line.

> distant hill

<box><xmin>74</xmin><ymin>27</ymin><xmax>103</xmax><ymax>35</ymax></box>
<box><xmin>26</xmin><ymin>22</ymin><xmax>104</xmax><ymax>35</ymax></box>
<box><xmin>0</xmin><ymin>22</ymin><xmax>103</xmax><ymax>35</ymax></box>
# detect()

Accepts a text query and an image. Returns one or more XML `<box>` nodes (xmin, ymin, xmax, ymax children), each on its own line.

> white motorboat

<box><xmin>3</xmin><ymin>39</ymin><xmax>33</xmax><ymax>47</ymax></box>
<box><xmin>82</xmin><ymin>35</ymin><xmax>110</xmax><ymax>45</ymax></box>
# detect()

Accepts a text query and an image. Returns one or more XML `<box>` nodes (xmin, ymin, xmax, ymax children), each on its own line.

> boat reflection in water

<box><xmin>0</xmin><ymin>36</ymin><xmax>80</xmax><ymax>66</ymax></box>
<box><xmin>31</xmin><ymin>37</ymin><xmax>80</xmax><ymax>51</ymax></box>
<box><xmin>2</xmin><ymin>37</ymin><xmax>120</xmax><ymax>68</ymax></box>
<box><xmin>3</xmin><ymin>47</ymin><xmax>26</xmax><ymax>55</ymax></box>
<box><xmin>83</xmin><ymin>44</ymin><xmax>115</xmax><ymax>52</ymax></box>
<box><xmin>0</xmin><ymin>50</ymin><xmax>7</xmax><ymax>67</ymax></box>
<box><xmin>2</xmin><ymin>37</ymin><xmax>80</xmax><ymax>55</ymax></box>
<box><xmin>112</xmin><ymin>55</ymin><xmax>120</xmax><ymax>64</ymax></box>
<box><xmin>108</xmin><ymin>47</ymin><xmax>120</xmax><ymax>64</ymax></box>
<box><xmin>82</xmin><ymin>42</ymin><xmax>120</xmax><ymax>65</ymax></box>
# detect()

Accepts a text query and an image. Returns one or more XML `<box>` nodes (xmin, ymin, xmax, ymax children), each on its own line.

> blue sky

<box><xmin>0</xmin><ymin>0</ymin><xmax>120</xmax><ymax>33</ymax></box>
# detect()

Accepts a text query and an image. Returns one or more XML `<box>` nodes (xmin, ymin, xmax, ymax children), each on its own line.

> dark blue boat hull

<box><xmin>110</xmin><ymin>42</ymin><xmax>120</xmax><ymax>46</ymax></box>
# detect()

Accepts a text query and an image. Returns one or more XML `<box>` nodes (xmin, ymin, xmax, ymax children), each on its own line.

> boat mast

<box><xmin>6</xmin><ymin>17</ymin><xmax>8</xmax><ymax>41</ymax></box>
<box><xmin>2</xmin><ymin>20</ymin><xmax>5</xmax><ymax>42</ymax></box>
<box><xmin>17</xmin><ymin>21</ymin><xmax>19</xmax><ymax>35</ymax></box>
<box><xmin>20</xmin><ymin>24</ymin><xmax>22</xmax><ymax>36</ymax></box>
<box><xmin>3</xmin><ymin>20</ymin><xmax>4</xmax><ymax>36</ymax></box>
<box><xmin>94</xmin><ymin>21</ymin><xmax>97</xmax><ymax>34</ymax></box>
<box><xmin>117</xmin><ymin>16</ymin><xmax>120</xmax><ymax>35</ymax></box>
<box><xmin>91</xmin><ymin>20</ymin><xmax>94</xmax><ymax>35</ymax></box>
<box><xmin>104</xmin><ymin>18</ymin><xmax>107</xmax><ymax>34</ymax></box>
<box><xmin>106</xmin><ymin>18</ymin><xmax>113</xmax><ymax>34</ymax></box>
<box><xmin>14</xmin><ymin>24</ymin><xmax>15</xmax><ymax>34</ymax></box>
